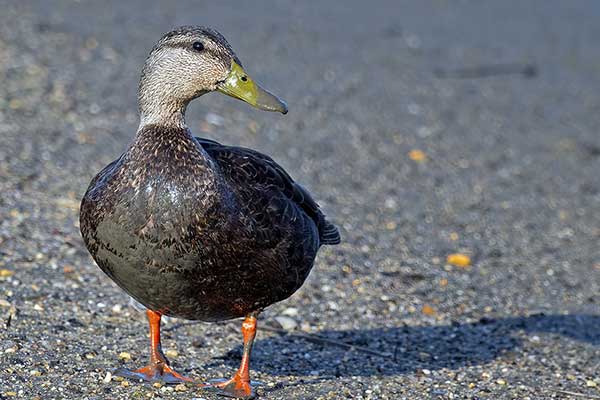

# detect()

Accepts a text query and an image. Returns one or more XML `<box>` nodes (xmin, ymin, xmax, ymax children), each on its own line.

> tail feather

<box><xmin>319</xmin><ymin>220</ymin><xmax>341</xmax><ymax>245</ymax></box>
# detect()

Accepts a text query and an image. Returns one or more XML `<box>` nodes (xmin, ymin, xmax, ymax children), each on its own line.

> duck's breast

<box><xmin>80</xmin><ymin>129</ymin><xmax>239</xmax><ymax>317</ymax></box>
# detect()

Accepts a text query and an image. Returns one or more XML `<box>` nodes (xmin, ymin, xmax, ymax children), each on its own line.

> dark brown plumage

<box><xmin>79</xmin><ymin>26</ymin><xmax>339</xmax><ymax>398</ymax></box>
<box><xmin>80</xmin><ymin>125</ymin><xmax>339</xmax><ymax>321</ymax></box>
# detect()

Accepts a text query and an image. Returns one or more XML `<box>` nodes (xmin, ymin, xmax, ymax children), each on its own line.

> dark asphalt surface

<box><xmin>1</xmin><ymin>1</ymin><xmax>599</xmax><ymax>399</ymax></box>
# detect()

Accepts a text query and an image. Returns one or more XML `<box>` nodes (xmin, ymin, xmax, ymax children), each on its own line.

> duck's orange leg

<box><xmin>114</xmin><ymin>309</ymin><xmax>192</xmax><ymax>384</ymax></box>
<box><xmin>206</xmin><ymin>314</ymin><xmax>259</xmax><ymax>399</ymax></box>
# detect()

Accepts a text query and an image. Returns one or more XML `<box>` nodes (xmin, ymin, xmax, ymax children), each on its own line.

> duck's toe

<box><xmin>114</xmin><ymin>363</ymin><xmax>194</xmax><ymax>384</ymax></box>
<box><xmin>202</xmin><ymin>377</ymin><xmax>262</xmax><ymax>399</ymax></box>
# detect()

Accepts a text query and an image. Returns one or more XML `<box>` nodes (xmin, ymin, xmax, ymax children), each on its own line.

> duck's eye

<box><xmin>192</xmin><ymin>41</ymin><xmax>204</xmax><ymax>52</ymax></box>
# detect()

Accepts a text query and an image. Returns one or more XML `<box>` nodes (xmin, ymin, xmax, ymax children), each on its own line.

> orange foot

<box><xmin>114</xmin><ymin>363</ymin><xmax>193</xmax><ymax>384</ymax></box>
<box><xmin>204</xmin><ymin>376</ymin><xmax>256</xmax><ymax>399</ymax></box>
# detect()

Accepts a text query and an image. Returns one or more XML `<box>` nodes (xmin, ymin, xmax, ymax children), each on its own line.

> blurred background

<box><xmin>0</xmin><ymin>1</ymin><xmax>599</xmax><ymax>399</ymax></box>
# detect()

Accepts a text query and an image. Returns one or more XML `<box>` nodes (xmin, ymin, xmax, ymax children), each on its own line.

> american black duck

<box><xmin>79</xmin><ymin>26</ymin><xmax>340</xmax><ymax>399</ymax></box>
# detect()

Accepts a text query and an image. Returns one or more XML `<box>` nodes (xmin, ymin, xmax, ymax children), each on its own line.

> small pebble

<box><xmin>119</xmin><ymin>351</ymin><xmax>132</xmax><ymax>361</ymax></box>
<box><xmin>422</xmin><ymin>304</ymin><xmax>436</xmax><ymax>316</ymax></box>
<box><xmin>0</xmin><ymin>269</ymin><xmax>14</xmax><ymax>278</ymax></box>
<box><xmin>165</xmin><ymin>349</ymin><xmax>178</xmax><ymax>358</ymax></box>
<box><xmin>274</xmin><ymin>316</ymin><xmax>297</xmax><ymax>330</ymax></box>
<box><xmin>281</xmin><ymin>307</ymin><xmax>299</xmax><ymax>317</ymax></box>
<box><xmin>408</xmin><ymin>149</ymin><xmax>427</xmax><ymax>162</ymax></box>
<box><xmin>447</xmin><ymin>253</ymin><xmax>471</xmax><ymax>267</ymax></box>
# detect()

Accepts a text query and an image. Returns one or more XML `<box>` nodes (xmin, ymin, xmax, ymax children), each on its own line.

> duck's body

<box><xmin>80</xmin><ymin>124</ymin><xmax>338</xmax><ymax>321</ymax></box>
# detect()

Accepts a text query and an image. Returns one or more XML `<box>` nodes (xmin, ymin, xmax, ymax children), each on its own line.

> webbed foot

<box><xmin>114</xmin><ymin>363</ymin><xmax>193</xmax><ymax>384</ymax></box>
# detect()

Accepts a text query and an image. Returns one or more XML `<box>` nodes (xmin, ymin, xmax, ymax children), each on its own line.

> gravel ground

<box><xmin>1</xmin><ymin>1</ymin><xmax>599</xmax><ymax>399</ymax></box>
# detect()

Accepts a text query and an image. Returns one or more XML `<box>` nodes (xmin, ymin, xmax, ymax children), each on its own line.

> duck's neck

<box><xmin>138</xmin><ymin>92</ymin><xmax>190</xmax><ymax>131</ymax></box>
<box><xmin>135</xmin><ymin>79</ymin><xmax>197</xmax><ymax>150</ymax></box>
<box><xmin>134</xmin><ymin>74</ymin><xmax>205</xmax><ymax>151</ymax></box>
<box><xmin>137</xmin><ymin>69</ymin><xmax>207</xmax><ymax>130</ymax></box>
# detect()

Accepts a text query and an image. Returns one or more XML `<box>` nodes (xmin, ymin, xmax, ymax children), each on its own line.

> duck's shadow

<box><xmin>205</xmin><ymin>314</ymin><xmax>599</xmax><ymax>378</ymax></box>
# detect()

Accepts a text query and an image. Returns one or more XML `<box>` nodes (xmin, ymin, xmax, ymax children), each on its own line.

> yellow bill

<box><xmin>217</xmin><ymin>61</ymin><xmax>288</xmax><ymax>114</ymax></box>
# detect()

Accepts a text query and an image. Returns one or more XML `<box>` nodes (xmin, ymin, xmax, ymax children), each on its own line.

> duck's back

<box><xmin>197</xmin><ymin>137</ymin><xmax>340</xmax><ymax>247</ymax></box>
<box><xmin>80</xmin><ymin>126</ymin><xmax>339</xmax><ymax>321</ymax></box>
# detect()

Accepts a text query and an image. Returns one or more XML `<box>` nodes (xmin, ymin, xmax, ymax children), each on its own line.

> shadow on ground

<box><xmin>202</xmin><ymin>314</ymin><xmax>599</xmax><ymax>378</ymax></box>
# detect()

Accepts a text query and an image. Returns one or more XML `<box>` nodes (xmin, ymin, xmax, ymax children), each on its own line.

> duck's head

<box><xmin>138</xmin><ymin>26</ymin><xmax>287</xmax><ymax>125</ymax></box>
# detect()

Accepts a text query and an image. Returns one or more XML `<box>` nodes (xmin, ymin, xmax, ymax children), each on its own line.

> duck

<box><xmin>79</xmin><ymin>26</ymin><xmax>340</xmax><ymax>399</ymax></box>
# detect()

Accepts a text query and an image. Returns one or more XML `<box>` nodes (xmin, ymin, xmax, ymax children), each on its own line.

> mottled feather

<box><xmin>196</xmin><ymin>137</ymin><xmax>340</xmax><ymax>246</ymax></box>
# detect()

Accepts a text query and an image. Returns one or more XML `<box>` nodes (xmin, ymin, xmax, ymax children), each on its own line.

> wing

<box><xmin>196</xmin><ymin>137</ymin><xmax>340</xmax><ymax>246</ymax></box>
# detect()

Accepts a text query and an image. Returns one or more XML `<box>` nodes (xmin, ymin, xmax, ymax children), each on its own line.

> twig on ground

<box><xmin>553</xmin><ymin>389</ymin><xmax>600</xmax><ymax>399</ymax></box>
<box><xmin>261</xmin><ymin>325</ymin><xmax>394</xmax><ymax>359</ymax></box>
<box><xmin>434</xmin><ymin>63</ymin><xmax>537</xmax><ymax>79</ymax></box>
<box><xmin>163</xmin><ymin>320</ymin><xmax>395</xmax><ymax>359</ymax></box>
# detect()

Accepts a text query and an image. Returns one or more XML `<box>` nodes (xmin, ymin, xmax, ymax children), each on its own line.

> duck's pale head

<box><xmin>138</xmin><ymin>26</ymin><xmax>287</xmax><ymax>126</ymax></box>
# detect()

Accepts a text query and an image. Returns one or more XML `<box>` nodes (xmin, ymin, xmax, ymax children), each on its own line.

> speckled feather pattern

<box><xmin>80</xmin><ymin>125</ymin><xmax>339</xmax><ymax>321</ymax></box>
